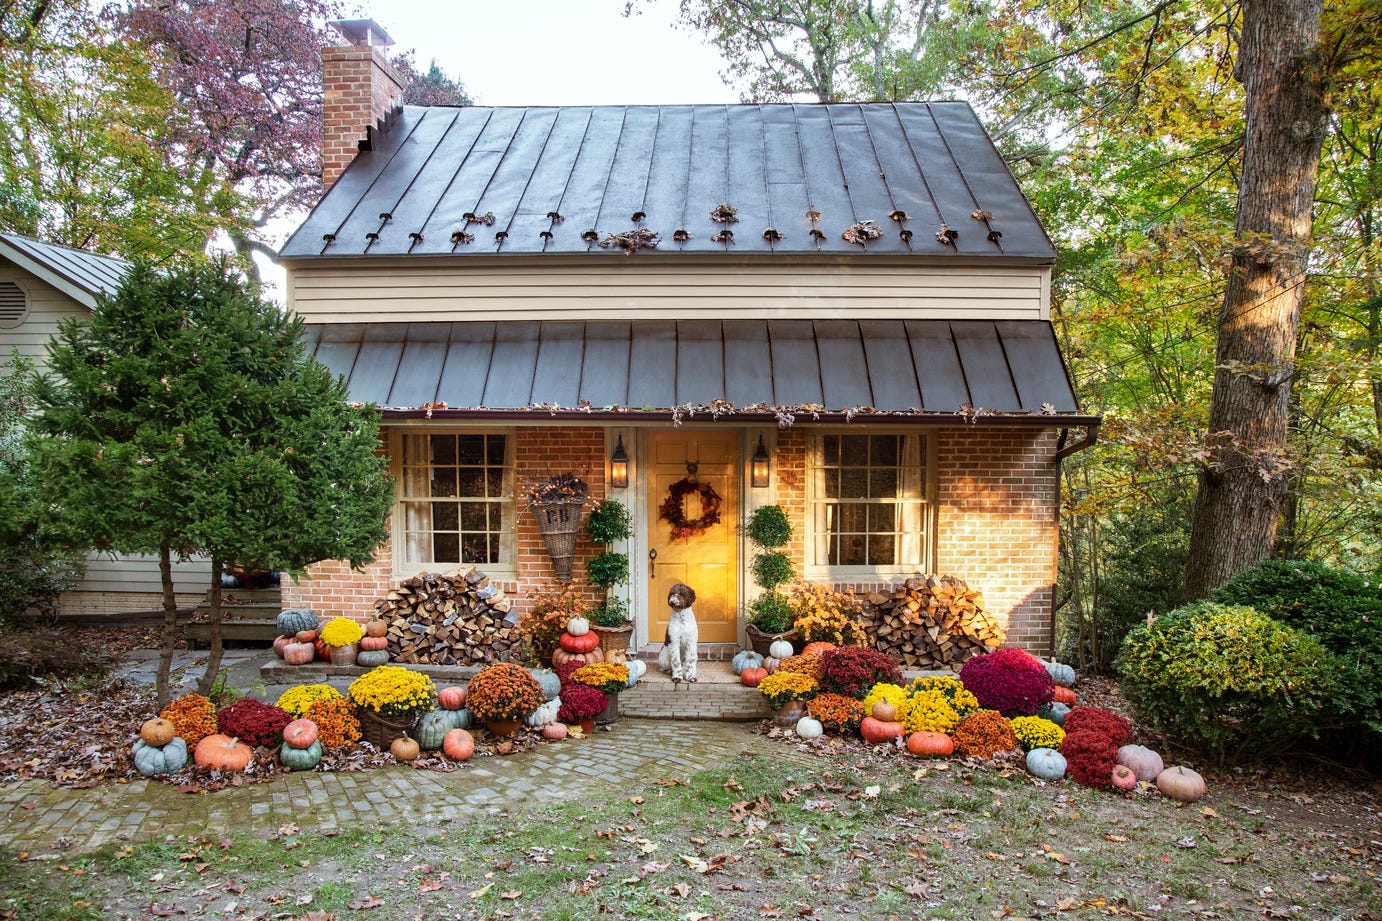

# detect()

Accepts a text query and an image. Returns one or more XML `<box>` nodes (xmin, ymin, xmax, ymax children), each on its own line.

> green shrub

<box><xmin>590</xmin><ymin>596</ymin><xmax>630</xmax><ymax>627</ymax></box>
<box><xmin>1118</xmin><ymin>601</ymin><xmax>1343</xmax><ymax>765</ymax></box>
<box><xmin>585</xmin><ymin>551</ymin><xmax>629</xmax><ymax>589</ymax></box>
<box><xmin>746</xmin><ymin>505</ymin><xmax>792</xmax><ymax>549</ymax></box>
<box><xmin>0</xmin><ymin>628</ymin><xmax>109</xmax><ymax>690</ymax></box>
<box><xmin>747</xmin><ymin>592</ymin><xmax>793</xmax><ymax>634</ymax></box>
<box><xmin>584</xmin><ymin>499</ymin><xmax>632</xmax><ymax>544</ymax></box>
<box><xmin>750</xmin><ymin>551</ymin><xmax>794</xmax><ymax>591</ymax></box>
<box><xmin>1212</xmin><ymin>559</ymin><xmax>1382</xmax><ymax>733</ymax></box>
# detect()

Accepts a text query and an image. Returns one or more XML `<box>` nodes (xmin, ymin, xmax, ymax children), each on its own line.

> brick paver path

<box><xmin>0</xmin><ymin>721</ymin><xmax>768</xmax><ymax>855</ymax></box>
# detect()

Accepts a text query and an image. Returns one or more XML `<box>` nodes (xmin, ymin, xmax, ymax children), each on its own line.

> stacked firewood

<box><xmin>376</xmin><ymin>568</ymin><xmax>520</xmax><ymax>665</ymax></box>
<box><xmin>860</xmin><ymin>575</ymin><xmax>1004</xmax><ymax>669</ymax></box>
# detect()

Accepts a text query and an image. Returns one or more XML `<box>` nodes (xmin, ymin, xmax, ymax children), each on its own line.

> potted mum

<box><xmin>320</xmin><ymin>616</ymin><xmax>364</xmax><ymax>665</ymax></box>
<box><xmin>466</xmin><ymin>662</ymin><xmax>545</xmax><ymax>736</ymax></box>
<box><xmin>570</xmin><ymin>662</ymin><xmax>629</xmax><ymax>724</ymax></box>
<box><xmin>556</xmin><ymin>683</ymin><xmax>607</xmax><ymax>734</ymax></box>
<box><xmin>347</xmin><ymin>665</ymin><xmax>436</xmax><ymax>748</ymax></box>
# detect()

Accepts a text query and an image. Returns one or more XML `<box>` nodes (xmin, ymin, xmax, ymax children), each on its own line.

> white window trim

<box><xmin>803</xmin><ymin>428</ymin><xmax>937</xmax><ymax>582</ymax></box>
<box><xmin>390</xmin><ymin>428</ymin><xmax>518</xmax><ymax>579</ymax></box>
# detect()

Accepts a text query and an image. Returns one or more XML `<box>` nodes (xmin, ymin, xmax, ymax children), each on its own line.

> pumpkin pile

<box><xmin>271</xmin><ymin>610</ymin><xmax>395</xmax><ymax>668</ymax></box>
<box><xmin>552</xmin><ymin>616</ymin><xmax>603</xmax><ymax>667</ymax></box>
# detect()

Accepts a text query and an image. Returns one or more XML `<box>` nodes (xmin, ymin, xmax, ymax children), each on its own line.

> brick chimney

<box><xmin>321</xmin><ymin>19</ymin><xmax>404</xmax><ymax>188</ymax></box>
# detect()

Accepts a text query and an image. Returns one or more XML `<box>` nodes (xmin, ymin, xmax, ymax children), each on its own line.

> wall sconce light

<box><xmin>751</xmin><ymin>435</ymin><xmax>770</xmax><ymax>488</ymax></box>
<box><xmin>610</xmin><ymin>434</ymin><xmax>629</xmax><ymax>488</ymax></box>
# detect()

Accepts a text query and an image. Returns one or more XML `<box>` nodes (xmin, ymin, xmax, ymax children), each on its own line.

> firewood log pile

<box><xmin>376</xmin><ymin>568</ymin><xmax>520</xmax><ymax>665</ymax></box>
<box><xmin>860</xmin><ymin>574</ymin><xmax>1004</xmax><ymax>669</ymax></box>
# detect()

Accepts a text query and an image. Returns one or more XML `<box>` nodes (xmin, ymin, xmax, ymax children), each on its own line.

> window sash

<box><xmin>399</xmin><ymin>433</ymin><xmax>514</xmax><ymax>569</ymax></box>
<box><xmin>810</xmin><ymin>433</ymin><xmax>927</xmax><ymax>569</ymax></box>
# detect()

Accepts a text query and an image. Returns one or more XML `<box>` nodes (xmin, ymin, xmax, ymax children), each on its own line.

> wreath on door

<box><xmin>660</xmin><ymin>477</ymin><xmax>722</xmax><ymax>539</ymax></box>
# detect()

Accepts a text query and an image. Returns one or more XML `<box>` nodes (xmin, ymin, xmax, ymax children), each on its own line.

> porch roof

<box><xmin>307</xmin><ymin>319</ymin><xmax>1097</xmax><ymax>426</ymax></box>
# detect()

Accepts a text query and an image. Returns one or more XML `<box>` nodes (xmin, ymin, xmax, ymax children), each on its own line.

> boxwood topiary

<box><xmin>750</xmin><ymin>551</ymin><xmax>794</xmax><ymax>592</ymax></box>
<box><xmin>1118</xmin><ymin>601</ymin><xmax>1342</xmax><ymax>765</ymax></box>
<box><xmin>746</xmin><ymin>505</ymin><xmax>793</xmax><ymax>548</ymax></box>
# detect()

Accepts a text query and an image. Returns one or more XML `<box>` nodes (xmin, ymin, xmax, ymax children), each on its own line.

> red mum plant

<box><xmin>1062</xmin><ymin>729</ymin><xmax>1120</xmax><ymax>788</ymax></box>
<box><xmin>818</xmin><ymin>646</ymin><xmax>903</xmax><ymax>699</ymax></box>
<box><xmin>1062</xmin><ymin>707</ymin><xmax>1133</xmax><ymax>745</ymax></box>
<box><xmin>554</xmin><ymin>660</ymin><xmax>584</xmax><ymax>686</ymax></box>
<box><xmin>216</xmin><ymin>698</ymin><xmax>292</xmax><ymax>748</ymax></box>
<box><xmin>958</xmin><ymin>648</ymin><xmax>1054</xmax><ymax>716</ymax></box>
<box><xmin>556</xmin><ymin>683</ymin><xmax>608</xmax><ymax>722</ymax></box>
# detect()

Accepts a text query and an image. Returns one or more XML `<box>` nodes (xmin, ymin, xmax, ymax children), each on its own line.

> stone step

<box><xmin>186</xmin><ymin>619</ymin><xmax>279</xmax><ymax>649</ymax></box>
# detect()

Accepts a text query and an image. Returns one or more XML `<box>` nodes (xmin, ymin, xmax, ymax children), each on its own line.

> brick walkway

<box><xmin>0</xmin><ymin>720</ymin><xmax>769</xmax><ymax>855</ymax></box>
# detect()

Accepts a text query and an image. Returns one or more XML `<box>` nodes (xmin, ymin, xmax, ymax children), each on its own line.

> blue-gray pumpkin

<box><xmin>1045</xmin><ymin>661</ymin><xmax>1076</xmax><ymax>688</ymax></box>
<box><xmin>133</xmin><ymin>737</ymin><xmax>188</xmax><ymax>776</ymax></box>
<box><xmin>1026</xmin><ymin>747</ymin><xmax>1067</xmax><ymax>781</ymax></box>
<box><xmin>280</xmin><ymin>740</ymin><xmax>323</xmax><ymax>771</ymax></box>
<box><xmin>531</xmin><ymin>669</ymin><xmax>563</xmax><ymax>701</ymax></box>
<box><xmin>450</xmin><ymin>708</ymin><xmax>473</xmax><ymax>731</ymax></box>
<box><xmin>415</xmin><ymin>709</ymin><xmax>456</xmax><ymax>750</ymax></box>
<box><xmin>731</xmin><ymin>650</ymin><xmax>763</xmax><ymax>674</ymax></box>
<box><xmin>276</xmin><ymin>609</ymin><xmax>318</xmax><ymax>637</ymax></box>
<box><xmin>1038</xmin><ymin>701</ymin><xmax>1070</xmax><ymax>726</ymax></box>
<box><xmin>356</xmin><ymin>649</ymin><xmax>390</xmax><ymax>668</ymax></box>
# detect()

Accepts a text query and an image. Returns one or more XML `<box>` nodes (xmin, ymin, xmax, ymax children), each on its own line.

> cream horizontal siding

<box><xmin>75</xmin><ymin>552</ymin><xmax>213</xmax><ymax>596</ymax></box>
<box><xmin>286</xmin><ymin>257</ymin><xmax>1050</xmax><ymax>322</ymax></box>
<box><xmin>0</xmin><ymin>266</ymin><xmax>85</xmax><ymax>368</ymax></box>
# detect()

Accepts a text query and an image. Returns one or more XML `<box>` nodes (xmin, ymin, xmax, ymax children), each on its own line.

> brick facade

<box><xmin>321</xmin><ymin>43</ymin><xmax>404</xmax><ymax>188</ymax></box>
<box><xmin>283</xmin><ymin>424</ymin><xmax>1059</xmax><ymax>656</ymax></box>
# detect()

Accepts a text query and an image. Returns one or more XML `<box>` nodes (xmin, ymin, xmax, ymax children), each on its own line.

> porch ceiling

<box><xmin>307</xmin><ymin>319</ymin><xmax>1097</xmax><ymax>426</ymax></box>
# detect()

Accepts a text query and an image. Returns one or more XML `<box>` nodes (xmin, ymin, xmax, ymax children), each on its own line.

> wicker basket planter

<box><xmin>357</xmin><ymin>708</ymin><xmax>417</xmax><ymax>750</ymax></box>
<box><xmin>532</xmin><ymin>501</ymin><xmax>584</xmax><ymax>581</ymax></box>
<box><xmin>591</xmin><ymin>623</ymin><xmax>634</xmax><ymax>657</ymax></box>
<box><xmin>745</xmin><ymin>624</ymin><xmax>799</xmax><ymax>658</ymax></box>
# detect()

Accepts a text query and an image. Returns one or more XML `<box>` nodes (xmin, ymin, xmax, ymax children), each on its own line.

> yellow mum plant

<box><xmin>1010</xmin><ymin>715</ymin><xmax>1065</xmax><ymax>751</ymax></box>
<box><xmin>571</xmin><ymin>662</ymin><xmax>630</xmax><ymax>696</ymax></box>
<box><xmin>898</xmin><ymin>689</ymin><xmax>962</xmax><ymax>733</ymax></box>
<box><xmin>348</xmin><ymin>665</ymin><xmax>437</xmax><ymax>716</ymax></box>
<box><xmin>907</xmin><ymin>675</ymin><xmax>979</xmax><ymax>718</ymax></box>
<box><xmin>320</xmin><ymin>616</ymin><xmax>365</xmax><ymax>647</ymax></box>
<box><xmin>861</xmin><ymin>682</ymin><xmax>909</xmax><ymax>716</ymax></box>
<box><xmin>757</xmin><ymin>671</ymin><xmax>818</xmax><ymax>709</ymax></box>
<box><xmin>275</xmin><ymin>684</ymin><xmax>345</xmax><ymax>718</ymax></box>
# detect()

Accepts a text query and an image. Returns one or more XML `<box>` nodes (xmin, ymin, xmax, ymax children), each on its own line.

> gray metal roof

<box><xmin>0</xmin><ymin>233</ymin><xmax>131</xmax><ymax>308</ymax></box>
<box><xmin>307</xmin><ymin>319</ymin><xmax>1087</xmax><ymax>422</ymax></box>
<box><xmin>281</xmin><ymin>103</ymin><xmax>1055</xmax><ymax>261</ymax></box>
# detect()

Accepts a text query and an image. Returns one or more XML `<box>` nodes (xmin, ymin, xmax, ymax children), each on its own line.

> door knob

<box><xmin>648</xmin><ymin>548</ymin><xmax>657</xmax><ymax>578</ymax></box>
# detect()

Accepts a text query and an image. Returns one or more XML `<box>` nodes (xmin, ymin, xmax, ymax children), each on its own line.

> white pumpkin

<box><xmin>768</xmin><ymin>639</ymin><xmax>794</xmax><ymax>659</ymax></box>
<box><xmin>795</xmin><ymin>717</ymin><xmax>823</xmax><ymax>739</ymax></box>
<box><xmin>527</xmin><ymin>697</ymin><xmax>562</xmax><ymax>728</ymax></box>
<box><xmin>567</xmin><ymin>617</ymin><xmax>590</xmax><ymax>636</ymax></box>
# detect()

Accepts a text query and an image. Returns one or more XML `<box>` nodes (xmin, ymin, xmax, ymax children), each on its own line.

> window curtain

<box><xmin>898</xmin><ymin>434</ymin><xmax>923</xmax><ymax>566</ymax></box>
<box><xmin>402</xmin><ymin>434</ymin><xmax>433</xmax><ymax>564</ymax></box>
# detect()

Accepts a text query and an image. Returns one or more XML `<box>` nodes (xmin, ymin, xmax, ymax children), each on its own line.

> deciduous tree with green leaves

<box><xmin>28</xmin><ymin>260</ymin><xmax>393</xmax><ymax>705</ymax></box>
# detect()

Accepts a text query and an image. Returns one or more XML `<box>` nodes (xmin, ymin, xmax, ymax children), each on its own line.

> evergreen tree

<box><xmin>29</xmin><ymin>259</ymin><xmax>393</xmax><ymax>705</ymax></box>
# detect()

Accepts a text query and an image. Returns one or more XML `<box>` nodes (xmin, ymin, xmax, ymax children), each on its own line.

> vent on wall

<box><xmin>0</xmin><ymin>282</ymin><xmax>26</xmax><ymax>329</ymax></box>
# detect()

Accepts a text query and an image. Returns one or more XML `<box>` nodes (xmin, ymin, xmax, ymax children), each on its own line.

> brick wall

<box><xmin>321</xmin><ymin>43</ymin><xmax>404</xmax><ymax>188</ymax></box>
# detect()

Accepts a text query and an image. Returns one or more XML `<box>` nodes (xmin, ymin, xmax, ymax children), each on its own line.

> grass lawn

<box><xmin>4</xmin><ymin>741</ymin><xmax>1378</xmax><ymax>921</ymax></box>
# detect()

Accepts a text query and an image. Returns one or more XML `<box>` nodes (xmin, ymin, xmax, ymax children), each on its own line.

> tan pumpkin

<box><xmin>871</xmin><ymin>700</ymin><xmax>898</xmax><ymax>722</ymax></box>
<box><xmin>365</xmin><ymin>619</ymin><xmax>388</xmax><ymax>638</ymax></box>
<box><xmin>438</xmin><ymin>686</ymin><xmax>467</xmax><ymax>710</ymax></box>
<box><xmin>542</xmin><ymin>722</ymin><xmax>568</xmax><ymax>740</ymax></box>
<box><xmin>442</xmin><ymin>728</ymin><xmax>474</xmax><ymax>761</ymax></box>
<box><xmin>193</xmin><ymin>734</ymin><xmax>253</xmax><ymax>772</ymax></box>
<box><xmin>359</xmin><ymin>636</ymin><xmax>388</xmax><ymax>652</ymax></box>
<box><xmin>391</xmin><ymin>736</ymin><xmax>420</xmax><ymax>762</ymax></box>
<box><xmin>552</xmin><ymin>646</ymin><xmax>604</xmax><ymax>667</ymax></box>
<box><xmin>272</xmin><ymin>635</ymin><xmax>293</xmax><ymax>659</ymax></box>
<box><xmin>1156</xmin><ymin>766</ymin><xmax>1207</xmax><ymax>803</ymax></box>
<box><xmin>140</xmin><ymin>717</ymin><xmax>178</xmax><ymax>747</ymax></box>
<box><xmin>283</xmin><ymin>641</ymin><xmax>315</xmax><ymax>665</ymax></box>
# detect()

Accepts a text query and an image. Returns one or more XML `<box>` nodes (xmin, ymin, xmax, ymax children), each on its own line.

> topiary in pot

<box><xmin>958</xmin><ymin>648</ymin><xmax>1054</xmax><ymax>717</ymax></box>
<box><xmin>746</xmin><ymin>504</ymin><xmax>792</xmax><ymax>548</ymax></box>
<box><xmin>586</xmin><ymin>551</ymin><xmax>630</xmax><ymax>589</ymax></box>
<box><xmin>750</xmin><ymin>552</ymin><xmax>794</xmax><ymax>593</ymax></box>
<box><xmin>584</xmin><ymin>499</ymin><xmax>633</xmax><ymax>544</ymax></box>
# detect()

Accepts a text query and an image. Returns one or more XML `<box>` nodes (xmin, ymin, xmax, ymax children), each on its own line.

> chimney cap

<box><xmin>329</xmin><ymin>19</ymin><xmax>394</xmax><ymax>47</ymax></box>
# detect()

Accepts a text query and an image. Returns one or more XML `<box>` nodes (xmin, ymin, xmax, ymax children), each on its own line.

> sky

<box><xmin>357</xmin><ymin>0</ymin><xmax>740</xmax><ymax>106</ymax></box>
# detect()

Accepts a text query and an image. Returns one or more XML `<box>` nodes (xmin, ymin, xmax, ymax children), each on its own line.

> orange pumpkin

<box><xmin>295</xmin><ymin>629</ymin><xmax>318</xmax><ymax>643</ymax></box>
<box><xmin>1052</xmin><ymin>686</ymin><xmax>1077</xmax><ymax>706</ymax></box>
<box><xmin>193</xmin><ymin>734</ymin><xmax>253</xmax><ymax>771</ymax></box>
<box><xmin>283</xmin><ymin>719</ymin><xmax>319</xmax><ymax>749</ymax></box>
<box><xmin>802</xmin><ymin>642</ymin><xmax>836</xmax><ymax>658</ymax></box>
<box><xmin>871</xmin><ymin>700</ymin><xmax>898</xmax><ymax>722</ymax></box>
<box><xmin>391</xmin><ymin>736</ymin><xmax>420</xmax><ymax>762</ymax></box>
<box><xmin>552</xmin><ymin>646</ymin><xmax>604</xmax><ymax>667</ymax></box>
<box><xmin>442</xmin><ymin>728</ymin><xmax>474</xmax><ymax>761</ymax></box>
<box><xmin>860</xmin><ymin>716</ymin><xmax>905</xmax><ymax>744</ymax></box>
<box><xmin>438</xmin><ymin>686</ymin><xmax>467</xmax><ymax>710</ymax></box>
<box><xmin>140</xmin><ymin>717</ymin><xmax>177</xmax><ymax>747</ymax></box>
<box><xmin>313</xmin><ymin>638</ymin><xmax>330</xmax><ymax>660</ymax></box>
<box><xmin>272</xmin><ymin>635</ymin><xmax>293</xmax><ymax>658</ymax></box>
<box><xmin>360</xmin><ymin>636</ymin><xmax>388</xmax><ymax>652</ymax></box>
<box><xmin>283</xmin><ymin>641</ymin><xmax>315</xmax><ymax>665</ymax></box>
<box><xmin>906</xmin><ymin>731</ymin><xmax>954</xmax><ymax>757</ymax></box>
<box><xmin>559</xmin><ymin>631</ymin><xmax>601</xmax><ymax>654</ymax></box>
<box><xmin>365</xmin><ymin>619</ymin><xmax>388</xmax><ymax>638</ymax></box>
<box><xmin>741</xmin><ymin>667</ymin><xmax>768</xmax><ymax>687</ymax></box>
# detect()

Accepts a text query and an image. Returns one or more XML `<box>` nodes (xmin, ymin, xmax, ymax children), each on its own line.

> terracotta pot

<box><xmin>328</xmin><ymin>643</ymin><xmax>359</xmax><ymax>666</ymax></box>
<box><xmin>578</xmin><ymin>718</ymin><xmax>596</xmax><ymax>735</ymax></box>
<box><xmin>484</xmin><ymin>719</ymin><xmax>521</xmax><ymax>737</ymax></box>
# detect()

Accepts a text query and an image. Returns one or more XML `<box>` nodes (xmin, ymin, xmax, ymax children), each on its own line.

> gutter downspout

<box><xmin>1050</xmin><ymin>422</ymin><xmax>1100</xmax><ymax>656</ymax></box>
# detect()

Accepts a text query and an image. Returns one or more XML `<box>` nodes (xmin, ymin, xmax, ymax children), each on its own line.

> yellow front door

<box><xmin>646</xmin><ymin>431</ymin><xmax>738</xmax><ymax>644</ymax></box>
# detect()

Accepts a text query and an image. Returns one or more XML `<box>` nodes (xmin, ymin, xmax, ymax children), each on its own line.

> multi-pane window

<box><xmin>400</xmin><ymin>433</ymin><xmax>514</xmax><ymax>568</ymax></box>
<box><xmin>810</xmin><ymin>434</ymin><xmax>927</xmax><ymax>569</ymax></box>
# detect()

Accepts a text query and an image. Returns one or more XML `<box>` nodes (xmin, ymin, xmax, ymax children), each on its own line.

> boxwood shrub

<box><xmin>1118</xmin><ymin>601</ymin><xmax>1342</xmax><ymax>765</ymax></box>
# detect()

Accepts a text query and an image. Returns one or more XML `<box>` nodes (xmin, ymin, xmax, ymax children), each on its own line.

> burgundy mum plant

<box><xmin>958</xmin><ymin>648</ymin><xmax>1054</xmax><ymax>717</ymax></box>
<box><xmin>818</xmin><ymin>646</ymin><xmax>903</xmax><ymax>699</ymax></box>
<box><xmin>556</xmin><ymin>684</ymin><xmax>608</xmax><ymax>722</ymax></box>
<box><xmin>216</xmin><ymin>698</ymin><xmax>292</xmax><ymax>748</ymax></box>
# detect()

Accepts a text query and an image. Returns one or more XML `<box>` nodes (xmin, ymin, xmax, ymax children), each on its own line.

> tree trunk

<box><xmin>1181</xmin><ymin>0</ymin><xmax>1327</xmax><ymax>600</ymax></box>
<box><xmin>196</xmin><ymin>557</ymin><xmax>226</xmax><ymax>698</ymax></box>
<box><xmin>155</xmin><ymin>542</ymin><xmax>178</xmax><ymax>709</ymax></box>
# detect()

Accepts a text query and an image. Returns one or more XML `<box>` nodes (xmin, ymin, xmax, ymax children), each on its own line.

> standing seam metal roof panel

<box><xmin>0</xmin><ymin>233</ymin><xmax>132</xmax><ymax>307</ymax></box>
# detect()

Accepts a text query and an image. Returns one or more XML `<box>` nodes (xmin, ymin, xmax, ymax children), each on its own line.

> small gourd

<box><xmin>526</xmin><ymin>697</ymin><xmax>561</xmax><ymax>728</ymax></box>
<box><xmin>391</xmin><ymin>736</ymin><xmax>420</xmax><ymax>762</ymax></box>
<box><xmin>415</xmin><ymin>709</ymin><xmax>455</xmax><ymax>751</ymax></box>
<box><xmin>1117</xmin><ymin>744</ymin><xmax>1164</xmax><ymax>782</ymax></box>
<box><xmin>193</xmin><ymin>734</ymin><xmax>253</xmax><ymax>772</ymax></box>
<box><xmin>280</xmin><ymin>740</ymin><xmax>323</xmax><ymax>771</ymax></box>
<box><xmin>860</xmin><ymin>716</ymin><xmax>904</xmax><ymax>744</ymax></box>
<box><xmin>795</xmin><ymin>717</ymin><xmax>824</xmax><ymax>740</ymax></box>
<box><xmin>559</xmin><ymin>630</ymin><xmax>600</xmax><ymax>654</ymax></box>
<box><xmin>360</xmin><ymin>636</ymin><xmax>388</xmax><ymax>652</ymax></box>
<box><xmin>283</xmin><ymin>719</ymin><xmax>319</xmax><ymax>749</ymax></box>
<box><xmin>442</xmin><ymin>728</ymin><xmax>475</xmax><ymax>761</ymax></box>
<box><xmin>283</xmin><ymin>641</ymin><xmax>315</xmax><ymax>666</ymax></box>
<box><xmin>356</xmin><ymin>649</ymin><xmax>390</xmax><ymax>667</ymax></box>
<box><xmin>1052</xmin><ymin>686</ymin><xmax>1078</xmax><ymax>706</ymax></box>
<box><xmin>542</xmin><ymin>722</ymin><xmax>568</xmax><ymax>740</ymax></box>
<box><xmin>1025</xmin><ymin>747</ymin><xmax>1067</xmax><ymax>781</ymax></box>
<box><xmin>768</xmin><ymin>639</ymin><xmax>794</xmax><ymax>659</ymax></box>
<box><xmin>1045</xmin><ymin>661</ymin><xmax>1077</xmax><ymax>688</ymax></box>
<box><xmin>276</xmin><ymin>609</ymin><xmax>317</xmax><ymax>637</ymax></box>
<box><xmin>140</xmin><ymin>717</ymin><xmax>177</xmax><ymax>747</ymax></box>
<box><xmin>1038</xmin><ymin>701</ymin><xmax>1070</xmax><ymax>726</ymax></box>
<box><xmin>438</xmin><ymin>686</ymin><xmax>467</xmax><ymax>710</ymax></box>
<box><xmin>906</xmin><ymin>731</ymin><xmax>953</xmax><ymax>757</ymax></box>
<box><xmin>532</xmin><ymin>669</ymin><xmax>563</xmax><ymax>700</ymax></box>
<box><xmin>567</xmin><ymin>617</ymin><xmax>590</xmax><ymax>636</ymax></box>
<box><xmin>1156</xmin><ymin>766</ymin><xmax>1207</xmax><ymax>803</ymax></box>
<box><xmin>132</xmin><ymin>737</ymin><xmax>188</xmax><ymax>776</ymax></box>
<box><xmin>1111</xmin><ymin>764</ymin><xmax>1137</xmax><ymax>791</ymax></box>
<box><xmin>741</xmin><ymin>666</ymin><xmax>767</xmax><ymax>687</ymax></box>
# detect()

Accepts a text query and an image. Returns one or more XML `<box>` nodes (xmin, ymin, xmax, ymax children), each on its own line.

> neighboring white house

<box><xmin>0</xmin><ymin>232</ymin><xmax>212</xmax><ymax>615</ymax></box>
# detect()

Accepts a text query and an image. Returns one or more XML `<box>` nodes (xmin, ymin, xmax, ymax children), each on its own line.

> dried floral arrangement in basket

<box><xmin>527</xmin><ymin>472</ymin><xmax>589</xmax><ymax>507</ymax></box>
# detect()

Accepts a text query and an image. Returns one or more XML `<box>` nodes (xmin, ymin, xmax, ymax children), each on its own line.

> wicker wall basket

<box><xmin>591</xmin><ymin>623</ymin><xmax>634</xmax><ymax>657</ymax></box>
<box><xmin>358</xmin><ymin>708</ymin><xmax>417</xmax><ymax>750</ymax></box>
<box><xmin>533</xmin><ymin>501</ymin><xmax>583</xmax><ymax>581</ymax></box>
<box><xmin>745</xmin><ymin>624</ymin><xmax>799</xmax><ymax>658</ymax></box>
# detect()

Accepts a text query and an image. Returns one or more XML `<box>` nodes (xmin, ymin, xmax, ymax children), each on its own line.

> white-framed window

<box><xmin>808</xmin><ymin>432</ymin><xmax>931</xmax><ymax>573</ymax></box>
<box><xmin>397</xmin><ymin>432</ymin><xmax>515</xmax><ymax>572</ymax></box>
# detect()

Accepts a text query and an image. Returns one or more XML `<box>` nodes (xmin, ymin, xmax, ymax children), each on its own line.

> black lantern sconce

<box><xmin>610</xmin><ymin>434</ymin><xmax>629</xmax><ymax>489</ymax></box>
<box><xmin>751</xmin><ymin>435</ymin><xmax>770</xmax><ymax>488</ymax></box>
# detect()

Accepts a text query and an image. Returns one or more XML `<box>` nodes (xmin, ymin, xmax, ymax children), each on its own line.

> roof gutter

<box><xmin>1054</xmin><ymin>423</ymin><xmax>1100</xmax><ymax>460</ymax></box>
<box><xmin>377</xmin><ymin>407</ymin><xmax>1104</xmax><ymax>427</ymax></box>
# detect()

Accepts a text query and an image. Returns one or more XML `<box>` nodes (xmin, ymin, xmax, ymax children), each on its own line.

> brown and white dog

<box><xmin>657</xmin><ymin>583</ymin><xmax>698</xmax><ymax>682</ymax></box>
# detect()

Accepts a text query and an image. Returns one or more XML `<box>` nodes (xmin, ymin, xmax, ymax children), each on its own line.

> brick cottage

<box><xmin>276</xmin><ymin>20</ymin><xmax>1099</xmax><ymax>659</ymax></box>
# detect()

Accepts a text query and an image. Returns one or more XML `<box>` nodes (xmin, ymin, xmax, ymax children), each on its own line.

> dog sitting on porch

<box><xmin>657</xmin><ymin>583</ymin><xmax>698</xmax><ymax>683</ymax></box>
